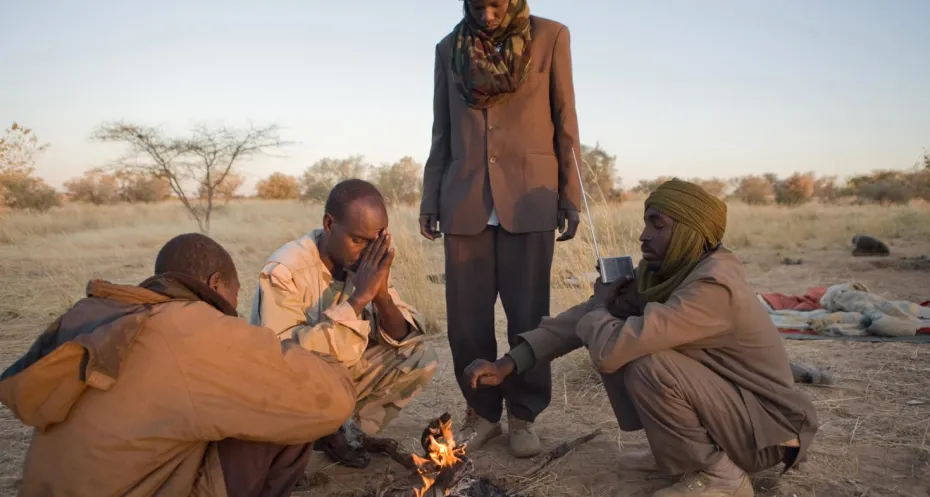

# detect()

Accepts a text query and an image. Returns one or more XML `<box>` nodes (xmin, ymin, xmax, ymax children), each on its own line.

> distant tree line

<box><xmin>3</xmin><ymin>121</ymin><xmax>929</xmax><ymax>227</ymax></box>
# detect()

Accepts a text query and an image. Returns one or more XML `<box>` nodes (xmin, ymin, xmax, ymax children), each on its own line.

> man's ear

<box><xmin>322</xmin><ymin>213</ymin><xmax>334</xmax><ymax>233</ymax></box>
<box><xmin>207</xmin><ymin>271</ymin><xmax>223</xmax><ymax>291</ymax></box>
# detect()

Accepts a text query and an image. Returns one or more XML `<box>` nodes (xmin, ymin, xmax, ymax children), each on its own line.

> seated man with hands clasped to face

<box><xmin>250</xmin><ymin>179</ymin><xmax>438</xmax><ymax>470</ymax></box>
<box><xmin>463</xmin><ymin>179</ymin><xmax>819</xmax><ymax>497</ymax></box>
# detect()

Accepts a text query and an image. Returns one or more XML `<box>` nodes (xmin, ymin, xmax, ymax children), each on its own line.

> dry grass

<box><xmin>1</xmin><ymin>199</ymin><xmax>930</xmax><ymax>496</ymax></box>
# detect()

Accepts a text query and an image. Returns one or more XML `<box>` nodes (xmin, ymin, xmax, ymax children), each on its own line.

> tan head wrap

<box><xmin>636</xmin><ymin>179</ymin><xmax>728</xmax><ymax>303</ymax></box>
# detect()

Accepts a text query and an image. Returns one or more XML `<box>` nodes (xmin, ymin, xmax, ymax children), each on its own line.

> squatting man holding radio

<box><xmin>463</xmin><ymin>179</ymin><xmax>820</xmax><ymax>497</ymax></box>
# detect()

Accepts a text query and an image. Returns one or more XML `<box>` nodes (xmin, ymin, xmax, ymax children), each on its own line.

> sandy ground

<box><xmin>1</xmin><ymin>241</ymin><xmax>929</xmax><ymax>496</ymax></box>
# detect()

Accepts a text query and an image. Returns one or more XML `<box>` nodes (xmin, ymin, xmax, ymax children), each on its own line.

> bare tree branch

<box><xmin>92</xmin><ymin>121</ymin><xmax>291</xmax><ymax>233</ymax></box>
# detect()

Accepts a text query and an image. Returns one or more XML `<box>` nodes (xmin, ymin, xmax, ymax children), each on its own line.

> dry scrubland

<box><xmin>1</xmin><ymin>200</ymin><xmax>930</xmax><ymax>496</ymax></box>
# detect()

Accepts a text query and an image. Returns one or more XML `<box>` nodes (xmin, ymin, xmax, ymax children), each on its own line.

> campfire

<box><xmin>342</xmin><ymin>413</ymin><xmax>601</xmax><ymax>497</ymax></box>
<box><xmin>410</xmin><ymin>413</ymin><xmax>468</xmax><ymax>496</ymax></box>
<box><xmin>365</xmin><ymin>412</ymin><xmax>507</xmax><ymax>497</ymax></box>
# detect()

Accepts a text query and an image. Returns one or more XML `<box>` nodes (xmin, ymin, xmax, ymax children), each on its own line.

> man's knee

<box><xmin>412</xmin><ymin>339</ymin><xmax>438</xmax><ymax>365</ymax></box>
<box><xmin>622</xmin><ymin>351</ymin><xmax>682</xmax><ymax>396</ymax></box>
<box><xmin>396</xmin><ymin>339</ymin><xmax>439</xmax><ymax>388</ymax></box>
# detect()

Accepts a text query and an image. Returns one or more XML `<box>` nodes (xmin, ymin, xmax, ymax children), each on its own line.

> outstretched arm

<box><xmin>465</xmin><ymin>296</ymin><xmax>599</xmax><ymax>388</ymax></box>
<box><xmin>577</xmin><ymin>279</ymin><xmax>734</xmax><ymax>373</ymax></box>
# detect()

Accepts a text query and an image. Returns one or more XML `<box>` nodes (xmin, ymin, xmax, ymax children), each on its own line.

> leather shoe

<box><xmin>314</xmin><ymin>427</ymin><xmax>370</xmax><ymax>469</ymax></box>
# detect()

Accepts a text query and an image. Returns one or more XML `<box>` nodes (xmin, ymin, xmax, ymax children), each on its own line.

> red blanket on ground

<box><xmin>760</xmin><ymin>287</ymin><xmax>829</xmax><ymax>311</ymax></box>
<box><xmin>760</xmin><ymin>287</ymin><xmax>930</xmax><ymax>335</ymax></box>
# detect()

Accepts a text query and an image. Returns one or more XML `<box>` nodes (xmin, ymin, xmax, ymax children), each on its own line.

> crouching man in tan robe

<box><xmin>250</xmin><ymin>179</ymin><xmax>438</xmax><ymax>469</ymax></box>
<box><xmin>464</xmin><ymin>179</ymin><xmax>819</xmax><ymax>497</ymax></box>
<box><xmin>0</xmin><ymin>233</ymin><xmax>356</xmax><ymax>497</ymax></box>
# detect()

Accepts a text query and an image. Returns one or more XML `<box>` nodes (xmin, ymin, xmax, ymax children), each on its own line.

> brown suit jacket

<box><xmin>420</xmin><ymin>16</ymin><xmax>582</xmax><ymax>236</ymax></box>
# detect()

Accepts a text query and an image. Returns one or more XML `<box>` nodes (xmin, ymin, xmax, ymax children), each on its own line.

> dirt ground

<box><xmin>1</xmin><ymin>242</ymin><xmax>929</xmax><ymax>496</ymax></box>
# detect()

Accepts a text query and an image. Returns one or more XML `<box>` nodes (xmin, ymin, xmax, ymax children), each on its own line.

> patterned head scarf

<box><xmin>451</xmin><ymin>0</ymin><xmax>533</xmax><ymax>109</ymax></box>
<box><xmin>636</xmin><ymin>179</ymin><xmax>728</xmax><ymax>303</ymax></box>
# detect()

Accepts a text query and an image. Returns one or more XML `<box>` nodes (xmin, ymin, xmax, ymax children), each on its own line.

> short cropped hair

<box><xmin>154</xmin><ymin>233</ymin><xmax>237</xmax><ymax>283</ymax></box>
<box><xmin>324</xmin><ymin>179</ymin><xmax>385</xmax><ymax>222</ymax></box>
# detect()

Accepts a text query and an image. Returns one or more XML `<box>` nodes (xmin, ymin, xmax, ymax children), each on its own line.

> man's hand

<box><xmin>607</xmin><ymin>276</ymin><xmax>643</xmax><ymax>318</ymax></box>
<box><xmin>348</xmin><ymin>231</ymin><xmax>394</xmax><ymax>315</ymax></box>
<box><xmin>464</xmin><ymin>357</ymin><xmax>515</xmax><ymax>389</ymax></box>
<box><xmin>367</xmin><ymin>230</ymin><xmax>413</xmax><ymax>341</ymax></box>
<box><xmin>557</xmin><ymin>208</ymin><xmax>580</xmax><ymax>242</ymax></box>
<box><xmin>419</xmin><ymin>214</ymin><xmax>442</xmax><ymax>241</ymax></box>
<box><xmin>593</xmin><ymin>273</ymin><xmax>634</xmax><ymax>307</ymax></box>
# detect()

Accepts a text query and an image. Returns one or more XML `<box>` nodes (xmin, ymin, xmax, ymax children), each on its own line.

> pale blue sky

<box><xmin>2</xmin><ymin>0</ymin><xmax>929</xmax><ymax>191</ymax></box>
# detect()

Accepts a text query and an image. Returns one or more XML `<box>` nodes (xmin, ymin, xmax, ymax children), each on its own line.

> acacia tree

<box><xmin>93</xmin><ymin>121</ymin><xmax>288</xmax><ymax>233</ymax></box>
<box><xmin>199</xmin><ymin>171</ymin><xmax>244</xmax><ymax>203</ymax></box>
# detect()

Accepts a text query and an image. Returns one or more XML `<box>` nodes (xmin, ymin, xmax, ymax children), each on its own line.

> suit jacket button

<box><xmin>488</xmin><ymin>125</ymin><xmax>496</xmax><ymax>131</ymax></box>
<box><xmin>489</xmin><ymin>156</ymin><xmax>497</xmax><ymax>164</ymax></box>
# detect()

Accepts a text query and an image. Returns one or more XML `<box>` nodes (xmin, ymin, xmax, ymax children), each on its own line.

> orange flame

<box><xmin>412</xmin><ymin>417</ymin><xmax>467</xmax><ymax>497</ymax></box>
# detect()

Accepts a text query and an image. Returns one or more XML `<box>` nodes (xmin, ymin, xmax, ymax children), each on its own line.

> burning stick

<box><xmin>363</xmin><ymin>435</ymin><xmax>418</xmax><ymax>471</ymax></box>
<box><xmin>365</xmin><ymin>412</ymin><xmax>507</xmax><ymax>497</ymax></box>
<box><xmin>361</xmin><ymin>415</ymin><xmax>600</xmax><ymax>496</ymax></box>
<box><xmin>361</xmin><ymin>413</ymin><xmax>471</xmax><ymax>472</ymax></box>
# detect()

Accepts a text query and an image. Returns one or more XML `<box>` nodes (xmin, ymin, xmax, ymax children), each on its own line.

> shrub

<box><xmin>256</xmin><ymin>172</ymin><xmax>300</xmax><ymax>200</ymax></box>
<box><xmin>0</xmin><ymin>175</ymin><xmax>61</xmax><ymax>212</ymax></box>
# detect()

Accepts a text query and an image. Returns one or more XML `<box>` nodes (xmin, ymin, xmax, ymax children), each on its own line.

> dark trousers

<box><xmin>217</xmin><ymin>439</ymin><xmax>313</xmax><ymax>497</ymax></box>
<box><xmin>444</xmin><ymin>225</ymin><xmax>555</xmax><ymax>423</ymax></box>
<box><xmin>600</xmin><ymin>351</ymin><xmax>786</xmax><ymax>476</ymax></box>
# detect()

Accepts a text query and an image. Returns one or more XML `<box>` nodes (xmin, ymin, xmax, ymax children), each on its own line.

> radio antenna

<box><xmin>571</xmin><ymin>147</ymin><xmax>603</xmax><ymax>262</ymax></box>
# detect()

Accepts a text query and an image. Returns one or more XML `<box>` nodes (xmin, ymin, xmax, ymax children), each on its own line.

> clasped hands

<box><xmin>464</xmin><ymin>268</ymin><xmax>639</xmax><ymax>390</ymax></box>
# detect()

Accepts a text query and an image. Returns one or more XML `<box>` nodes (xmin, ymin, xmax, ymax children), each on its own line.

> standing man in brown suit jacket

<box><xmin>419</xmin><ymin>0</ymin><xmax>582</xmax><ymax>458</ymax></box>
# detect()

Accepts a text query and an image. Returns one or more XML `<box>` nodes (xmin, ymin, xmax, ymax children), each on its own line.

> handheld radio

<box><xmin>570</xmin><ymin>147</ymin><xmax>635</xmax><ymax>284</ymax></box>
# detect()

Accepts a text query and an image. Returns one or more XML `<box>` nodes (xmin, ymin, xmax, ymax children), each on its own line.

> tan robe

<box><xmin>250</xmin><ymin>229</ymin><xmax>438</xmax><ymax>435</ymax></box>
<box><xmin>506</xmin><ymin>245</ymin><xmax>818</xmax><ymax>473</ymax></box>
<box><xmin>0</xmin><ymin>277</ymin><xmax>356</xmax><ymax>497</ymax></box>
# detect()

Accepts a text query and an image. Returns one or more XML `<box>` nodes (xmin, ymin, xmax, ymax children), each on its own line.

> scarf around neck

<box><xmin>451</xmin><ymin>0</ymin><xmax>533</xmax><ymax>109</ymax></box>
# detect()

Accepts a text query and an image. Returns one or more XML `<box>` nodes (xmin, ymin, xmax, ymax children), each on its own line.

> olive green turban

<box><xmin>636</xmin><ymin>179</ymin><xmax>728</xmax><ymax>303</ymax></box>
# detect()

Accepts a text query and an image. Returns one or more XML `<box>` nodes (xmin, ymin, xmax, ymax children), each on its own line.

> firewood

<box><xmin>521</xmin><ymin>428</ymin><xmax>603</xmax><ymax>477</ymax></box>
<box><xmin>420</xmin><ymin>412</ymin><xmax>453</xmax><ymax>454</ymax></box>
<box><xmin>305</xmin><ymin>412</ymin><xmax>510</xmax><ymax>497</ymax></box>
<box><xmin>361</xmin><ymin>434</ymin><xmax>418</xmax><ymax>470</ymax></box>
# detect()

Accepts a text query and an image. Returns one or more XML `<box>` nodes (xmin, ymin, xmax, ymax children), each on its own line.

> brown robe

<box><xmin>506</xmin><ymin>245</ymin><xmax>818</xmax><ymax>473</ymax></box>
<box><xmin>0</xmin><ymin>275</ymin><xmax>356</xmax><ymax>497</ymax></box>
